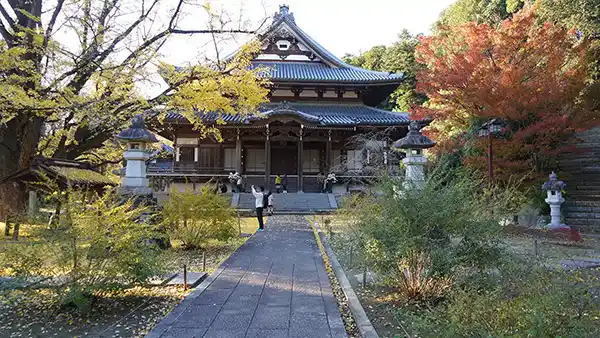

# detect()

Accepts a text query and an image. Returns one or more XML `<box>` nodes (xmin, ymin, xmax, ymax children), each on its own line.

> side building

<box><xmin>149</xmin><ymin>5</ymin><xmax>412</xmax><ymax>193</ymax></box>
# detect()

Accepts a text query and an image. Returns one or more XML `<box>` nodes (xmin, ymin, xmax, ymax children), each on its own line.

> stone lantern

<box><xmin>542</xmin><ymin>172</ymin><xmax>569</xmax><ymax>230</ymax></box>
<box><xmin>393</xmin><ymin>121</ymin><xmax>436</xmax><ymax>189</ymax></box>
<box><xmin>116</xmin><ymin>115</ymin><xmax>158</xmax><ymax>195</ymax></box>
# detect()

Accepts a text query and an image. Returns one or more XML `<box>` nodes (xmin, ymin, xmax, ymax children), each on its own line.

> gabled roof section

<box><xmin>230</xmin><ymin>5</ymin><xmax>404</xmax><ymax>85</ymax></box>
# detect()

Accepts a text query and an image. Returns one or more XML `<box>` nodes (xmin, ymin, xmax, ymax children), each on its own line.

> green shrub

<box><xmin>339</xmin><ymin>167</ymin><xmax>525</xmax><ymax>301</ymax></box>
<box><xmin>2</xmin><ymin>189</ymin><xmax>165</xmax><ymax>311</ymax></box>
<box><xmin>413</xmin><ymin>262</ymin><xmax>600</xmax><ymax>337</ymax></box>
<box><xmin>161</xmin><ymin>185</ymin><xmax>237</xmax><ymax>250</ymax></box>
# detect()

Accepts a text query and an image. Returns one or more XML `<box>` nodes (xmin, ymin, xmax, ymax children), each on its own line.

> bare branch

<box><xmin>171</xmin><ymin>28</ymin><xmax>261</xmax><ymax>34</ymax></box>
<box><xmin>0</xmin><ymin>20</ymin><xmax>12</xmax><ymax>44</ymax></box>
<box><xmin>43</xmin><ymin>0</ymin><xmax>66</xmax><ymax>50</ymax></box>
<box><xmin>0</xmin><ymin>3</ymin><xmax>16</xmax><ymax>32</ymax></box>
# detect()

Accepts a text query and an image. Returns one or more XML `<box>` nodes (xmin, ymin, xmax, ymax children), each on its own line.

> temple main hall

<box><xmin>150</xmin><ymin>5</ymin><xmax>411</xmax><ymax>193</ymax></box>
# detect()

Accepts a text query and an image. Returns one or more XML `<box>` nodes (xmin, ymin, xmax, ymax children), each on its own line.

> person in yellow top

<box><xmin>275</xmin><ymin>175</ymin><xmax>282</xmax><ymax>193</ymax></box>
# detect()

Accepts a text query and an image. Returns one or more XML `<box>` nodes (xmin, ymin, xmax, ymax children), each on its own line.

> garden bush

<box><xmin>339</xmin><ymin>167</ymin><xmax>525</xmax><ymax>301</ymax></box>
<box><xmin>2</xmin><ymin>189</ymin><xmax>165</xmax><ymax>311</ymax></box>
<box><xmin>409</xmin><ymin>261</ymin><xmax>600</xmax><ymax>337</ymax></box>
<box><xmin>161</xmin><ymin>185</ymin><xmax>237</xmax><ymax>250</ymax></box>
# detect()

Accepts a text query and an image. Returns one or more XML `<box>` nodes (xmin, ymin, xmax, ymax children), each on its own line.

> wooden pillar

<box><xmin>298</xmin><ymin>125</ymin><xmax>304</xmax><ymax>192</ymax></box>
<box><xmin>235</xmin><ymin>129</ymin><xmax>242</xmax><ymax>173</ymax></box>
<box><xmin>265</xmin><ymin>125</ymin><xmax>271</xmax><ymax>187</ymax></box>
<box><xmin>326</xmin><ymin>129</ymin><xmax>332</xmax><ymax>173</ymax></box>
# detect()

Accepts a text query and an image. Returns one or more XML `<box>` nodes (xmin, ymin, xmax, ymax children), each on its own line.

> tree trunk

<box><xmin>4</xmin><ymin>217</ymin><xmax>10</xmax><ymax>236</ymax></box>
<box><xmin>0</xmin><ymin>114</ymin><xmax>44</xmax><ymax>219</ymax></box>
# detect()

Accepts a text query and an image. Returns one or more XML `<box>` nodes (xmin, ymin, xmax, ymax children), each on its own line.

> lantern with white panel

<box><xmin>393</xmin><ymin>121</ymin><xmax>436</xmax><ymax>190</ymax></box>
<box><xmin>116</xmin><ymin>115</ymin><xmax>158</xmax><ymax>194</ymax></box>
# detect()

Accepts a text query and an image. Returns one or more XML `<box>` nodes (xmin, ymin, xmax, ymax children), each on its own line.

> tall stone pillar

<box><xmin>394</xmin><ymin>121</ymin><xmax>436</xmax><ymax>190</ymax></box>
<box><xmin>298</xmin><ymin>126</ymin><xmax>304</xmax><ymax>193</ymax></box>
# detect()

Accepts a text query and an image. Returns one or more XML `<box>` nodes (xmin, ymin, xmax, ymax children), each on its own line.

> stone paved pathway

<box><xmin>147</xmin><ymin>215</ymin><xmax>347</xmax><ymax>338</ymax></box>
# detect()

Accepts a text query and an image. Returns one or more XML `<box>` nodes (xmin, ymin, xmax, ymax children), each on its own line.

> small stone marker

<box><xmin>166</xmin><ymin>271</ymin><xmax>207</xmax><ymax>288</ymax></box>
<box><xmin>147</xmin><ymin>273</ymin><xmax>178</xmax><ymax>286</ymax></box>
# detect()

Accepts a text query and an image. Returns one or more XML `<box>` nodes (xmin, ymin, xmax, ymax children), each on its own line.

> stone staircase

<box><xmin>234</xmin><ymin>192</ymin><xmax>336</xmax><ymax>213</ymax></box>
<box><xmin>558</xmin><ymin>127</ymin><xmax>600</xmax><ymax>232</ymax></box>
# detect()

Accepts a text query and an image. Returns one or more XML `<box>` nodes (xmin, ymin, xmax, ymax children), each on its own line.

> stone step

<box><xmin>558</xmin><ymin>167</ymin><xmax>600</xmax><ymax>174</ymax></box>
<box><xmin>564</xmin><ymin>205</ymin><xmax>600</xmax><ymax>213</ymax></box>
<box><xmin>564</xmin><ymin>196</ymin><xmax>600</xmax><ymax>202</ymax></box>
<box><xmin>568</xmin><ymin>189</ymin><xmax>600</xmax><ymax>196</ymax></box>
<box><xmin>559</xmin><ymin>158</ymin><xmax>600</xmax><ymax>166</ymax></box>
<box><xmin>564</xmin><ymin>218</ymin><xmax>600</xmax><ymax>232</ymax></box>
<box><xmin>565</xmin><ymin>200</ymin><xmax>600</xmax><ymax>207</ymax></box>
<box><xmin>563</xmin><ymin>211</ymin><xmax>600</xmax><ymax>219</ymax></box>
<box><xmin>560</xmin><ymin>174</ymin><xmax>600</xmax><ymax>181</ymax></box>
<box><xmin>237</xmin><ymin>193</ymin><xmax>334</xmax><ymax>211</ymax></box>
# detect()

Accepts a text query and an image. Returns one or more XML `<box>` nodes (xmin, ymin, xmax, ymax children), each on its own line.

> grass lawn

<box><xmin>0</xmin><ymin>217</ymin><xmax>259</xmax><ymax>338</ymax></box>
<box><xmin>309</xmin><ymin>215</ymin><xmax>600</xmax><ymax>338</ymax></box>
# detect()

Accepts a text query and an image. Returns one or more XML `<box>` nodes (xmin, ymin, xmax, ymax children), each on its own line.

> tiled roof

<box><xmin>164</xmin><ymin>103</ymin><xmax>409</xmax><ymax>127</ymax></box>
<box><xmin>48</xmin><ymin>166</ymin><xmax>117</xmax><ymax>186</ymax></box>
<box><xmin>0</xmin><ymin>158</ymin><xmax>116</xmax><ymax>187</ymax></box>
<box><xmin>252</xmin><ymin>62</ymin><xmax>402</xmax><ymax>83</ymax></box>
<box><xmin>219</xmin><ymin>7</ymin><xmax>404</xmax><ymax>85</ymax></box>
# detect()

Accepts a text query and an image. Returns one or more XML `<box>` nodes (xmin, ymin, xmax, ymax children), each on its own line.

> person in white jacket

<box><xmin>251</xmin><ymin>185</ymin><xmax>265</xmax><ymax>231</ymax></box>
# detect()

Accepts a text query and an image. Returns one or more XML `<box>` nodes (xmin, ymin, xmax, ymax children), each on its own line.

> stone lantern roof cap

<box><xmin>117</xmin><ymin>115</ymin><xmax>158</xmax><ymax>143</ymax></box>
<box><xmin>393</xmin><ymin>120</ymin><xmax>436</xmax><ymax>149</ymax></box>
<box><xmin>542</xmin><ymin>171</ymin><xmax>566</xmax><ymax>191</ymax></box>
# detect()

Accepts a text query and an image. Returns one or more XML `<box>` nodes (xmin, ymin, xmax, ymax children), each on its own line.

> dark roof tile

<box><xmin>164</xmin><ymin>103</ymin><xmax>409</xmax><ymax>127</ymax></box>
<box><xmin>252</xmin><ymin>62</ymin><xmax>402</xmax><ymax>83</ymax></box>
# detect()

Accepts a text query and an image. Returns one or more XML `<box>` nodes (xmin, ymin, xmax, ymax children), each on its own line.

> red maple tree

<box><xmin>414</xmin><ymin>5</ymin><xmax>597</xmax><ymax>183</ymax></box>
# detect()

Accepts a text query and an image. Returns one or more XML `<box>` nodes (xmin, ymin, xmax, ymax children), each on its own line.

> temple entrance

<box><xmin>271</xmin><ymin>142</ymin><xmax>298</xmax><ymax>176</ymax></box>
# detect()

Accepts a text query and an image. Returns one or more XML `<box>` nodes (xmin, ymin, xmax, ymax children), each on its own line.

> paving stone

<box><xmin>191</xmin><ymin>288</ymin><xmax>233</xmax><ymax>305</ymax></box>
<box><xmin>290</xmin><ymin>313</ymin><xmax>330</xmax><ymax>332</ymax></box>
<box><xmin>161</xmin><ymin>326</ymin><xmax>207</xmax><ymax>338</ymax></box>
<box><xmin>229</xmin><ymin>284</ymin><xmax>264</xmax><ymax>297</ymax></box>
<box><xmin>208</xmin><ymin>275</ymin><xmax>242</xmax><ymax>289</ymax></box>
<box><xmin>220</xmin><ymin>294</ymin><xmax>260</xmax><ymax>314</ymax></box>
<box><xmin>148</xmin><ymin>216</ymin><xmax>347</xmax><ymax>338</ymax></box>
<box><xmin>210</xmin><ymin>313</ymin><xmax>253</xmax><ymax>331</ymax></box>
<box><xmin>171</xmin><ymin>304</ymin><xmax>220</xmax><ymax>328</ymax></box>
<box><xmin>289</xmin><ymin>328</ymin><xmax>332</xmax><ymax>338</ymax></box>
<box><xmin>292</xmin><ymin>296</ymin><xmax>326</xmax><ymax>315</ymax></box>
<box><xmin>245</xmin><ymin>328</ymin><xmax>289</xmax><ymax>338</ymax></box>
<box><xmin>260</xmin><ymin>292</ymin><xmax>292</xmax><ymax>306</ymax></box>
<box><xmin>250</xmin><ymin>305</ymin><xmax>291</xmax><ymax>329</ymax></box>
<box><xmin>202</xmin><ymin>328</ymin><xmax>247</xmax><ymax>338</ymax></box>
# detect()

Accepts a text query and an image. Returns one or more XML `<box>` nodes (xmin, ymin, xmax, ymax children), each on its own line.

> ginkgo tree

<box><xmin>0</xmin><ymin>0</ymin><xmax>271</xmax><ymax>218</ymax></box>
<box><xmin>414</xmin><ymin>4</ymin><xmax>598</xmax><ymax>184</ymax></box>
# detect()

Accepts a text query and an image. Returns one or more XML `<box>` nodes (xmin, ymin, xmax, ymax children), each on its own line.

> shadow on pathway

<box><xmin>147</xmin><ymin>215</ymin><xmax>347</xmax><ymax>338</ymax></box>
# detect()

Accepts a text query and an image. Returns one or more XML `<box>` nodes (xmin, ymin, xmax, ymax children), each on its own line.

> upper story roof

<box><xmin>251</xmin><ymin>61</ymin><xmax>402</xmax><ymax>84</ymax></box>
<box><xmin>246</xmin><ymin>5</ymin><xmax>404</xmax><ymax>85</ymax></box>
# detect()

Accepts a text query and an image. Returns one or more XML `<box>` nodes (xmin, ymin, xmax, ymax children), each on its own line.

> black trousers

<box><xmin>256</xmin><ymin>207</ymin><xmax>264</xmax><ymax>229</ymax></box>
